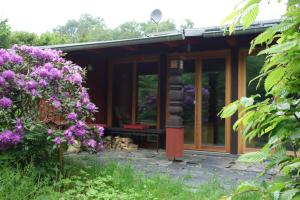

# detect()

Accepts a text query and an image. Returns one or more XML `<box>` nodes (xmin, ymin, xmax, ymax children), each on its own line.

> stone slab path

<box><xmin>68</xmin><ymin>149</ymin><xmax>274</xmax><ymax>188</ymax></box>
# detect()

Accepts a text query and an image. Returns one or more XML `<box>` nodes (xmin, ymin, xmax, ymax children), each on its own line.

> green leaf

<box><xmin>242</xmin><ymin>3</ymin><xmax>259</xmax><ymax>29</ymax></box>
<box><xmin>219</xmin><ymin>102</ymin><xmax>239</xmax><ymax>118</ymax></box>
<box><xmin>264</xmin><ymin>67</ymin><xmax>285</xmax><ymax>92</ymax></box>
<box><xmin>282</xmin><ymin>162</ymin><xmax>300</xmax><ymax>175</ymax></box>
<box><xmin>259</xmin><ymin>40</ymin><xmax>298</xmax><ymax>55</ymax></box>
<box><xmin>281</xmin><ymin>189</ymin><xmax>300</xmax><ymax>200</ymax></box>
<box><xmin>238</xmin><ymin>151</ymin><xmax>268</xmax><ymax>163</ymax></box>
<box><xmin>240</xmin><ymin>97</ymin><xmax>254</xmax><ymax>107</ymax></box>
<box><xmin>237</xmin><ymin>181</ymin><xmax>259</xmax><ymax>193</ymax></box>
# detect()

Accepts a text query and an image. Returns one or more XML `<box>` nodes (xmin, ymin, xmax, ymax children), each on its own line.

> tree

<box><xmin>140</xmin><ymin>19</ymin><xmax>176</xmax><ymax>35</ymax></box>
<box><xmin>10</xmin><ymin>31</ymin><xmax>38</xmax><ymax>46</ymax></box>
<box><xmin>0</xmin><ymin>19</ymin><xmax>11</xmax><ymax>48</ymax></box>
<box><xmin>180</xmin><ymin>19</ymin><xmax>194</xmax><ymax>29</ymax></box>
<box><xmin>111</xmin><ymin>21</ymin><xmax>142</xmax><ymax>40</ymax></box>
<box><xmin>220</xmin><ymin>0</ymin><xmax>300</xmax><ymax>199</ymax></box>
<box><xmin>53</xmin><ymin>14</ymin><xmax>109</xmax><ymax>43</ymax></box>
<box><xmin>37</xmin><ymin>32</ymin><xmax>69</xmax><ymax>46</ymax></box>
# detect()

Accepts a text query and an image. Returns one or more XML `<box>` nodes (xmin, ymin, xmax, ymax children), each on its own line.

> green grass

<box><xmin>0</xmin><ymin>157</ymin><xmax>261</xmax><ymax>200</ymax></box>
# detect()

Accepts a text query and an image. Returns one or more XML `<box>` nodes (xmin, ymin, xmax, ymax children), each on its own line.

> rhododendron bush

<box><xmin>0</xmin><ymin>45</ymin><xmax>103</xmax><ymax>157</ymax></box>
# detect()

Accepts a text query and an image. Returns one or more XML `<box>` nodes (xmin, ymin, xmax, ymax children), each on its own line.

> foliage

<box><xmin>0</xmin><ymin>19</ymin><xmax>11</xmax><ymax>48</ymax></box>
<box><xmin>0</xmin><ymin>164</ymin><xmax>61</xmax><ymax>200</ymax></box>
<box><xmin>3</xmin><ymin>14</ymin><xmax>192</xmax><ymax>47</ymax></box>
<box><xmin>10</xmin><ymin>31</ymin><xmax>39</xmax><ymax>46</ymax></box>
<box><xmin>0</xmin><ymin>45</ymin><xmax>104</xmax><ymax>169</ymax></box>
<box><xmin>220</xmin><ymin>0</ymin><xmax>300</xmax><ymax>199</ymax></box>
<box><xmin>0</xmin><ymin>156</ymin><xmax>233</xmax><ymax>200</ymax></box>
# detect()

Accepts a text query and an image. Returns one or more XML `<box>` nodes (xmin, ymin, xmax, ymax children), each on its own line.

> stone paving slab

<box><xmin>67</xmin><ymin>149</ymin><xmax>273</xmax><ymax>188</ymax></box>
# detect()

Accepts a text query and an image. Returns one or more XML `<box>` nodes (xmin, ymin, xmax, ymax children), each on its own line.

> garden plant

<box><xmin>0</xmin><ymin>45</ymin><xmax>104</xmax><ymax>170</ymax></box>
<box><xmin>220</xmin><ymin>0</ymin><xmax>300</xmax><ymax>199</ymax></box>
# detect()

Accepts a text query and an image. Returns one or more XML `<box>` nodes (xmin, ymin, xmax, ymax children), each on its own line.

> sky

<box><xmin>0</xmin><ymin>0</ymin><xmax>286</xmax><ymax>34</ymax></box>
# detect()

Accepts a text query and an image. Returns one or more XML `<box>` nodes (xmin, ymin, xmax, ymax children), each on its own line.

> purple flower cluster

<box><xmin>0</xmin><ymin>49</ymin><xmax>23</xmax><ymax>66</ymax></box>
<box><xmin>0</xmin><ymin>97</ymin><xmax>12</xmax><ymax>109</ymax></box>
<box><xmin>0</xmin><ymin>119</ymin><xmax>24</xmax><ymax>150</ymax></box>
<box><xmin>0</xmin><ymin>45</ymin><xmax>103</xmax><ymax>152</ymax></box>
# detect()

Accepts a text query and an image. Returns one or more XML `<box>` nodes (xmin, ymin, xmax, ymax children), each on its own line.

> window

<box><xmin>136</xmin><ymin>62</ymin><xmax>159</xmax><ymax>127</ymax></box>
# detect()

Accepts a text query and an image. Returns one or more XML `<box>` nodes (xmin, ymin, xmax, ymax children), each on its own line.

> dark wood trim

<box><xmin>107</xmin><ymin>62</ymin><xmax>113</xmax><ymax>126</ymax></box>
<box><xmin>132</xmin><ymin>63</ymin><xmax>137</xmax><ymax>124</ymax></box>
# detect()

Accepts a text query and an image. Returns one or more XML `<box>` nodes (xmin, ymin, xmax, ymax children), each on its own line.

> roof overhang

<box><xmin>44</xmin><ymin>32</ymin><xmax>185</xmax><ymax>52</ymax></box>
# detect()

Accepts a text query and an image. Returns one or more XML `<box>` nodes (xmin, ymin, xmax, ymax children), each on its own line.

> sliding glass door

<box><xmin>177</xmin><ymin>51</ymin><xmax>231</xmax><ymax>152</ymax></box>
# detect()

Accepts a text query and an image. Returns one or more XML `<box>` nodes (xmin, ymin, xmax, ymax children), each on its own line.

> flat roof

<box><xmin>45</xmin><ymin>19</ymin><xmax>280</xmax><ymax>52</ymax></box>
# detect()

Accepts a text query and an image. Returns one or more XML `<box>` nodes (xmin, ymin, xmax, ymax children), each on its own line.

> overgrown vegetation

<box><xmin>220</xmin><ymin>0</ymin><xmax>300</xmax><ymax>199</ymax></box>
<box><xmin>3</xmin><ymin>154</ymin><xmax>269</xmax><ymax>200</ymax></box>
<box><xmin>0</xmin><ymin>157</ymin><xmax>235</xmax><ymax>200</ymax></box>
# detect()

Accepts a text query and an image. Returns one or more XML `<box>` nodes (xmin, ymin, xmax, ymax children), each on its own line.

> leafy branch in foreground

<box><xmin>220</xmin><ymin>0</ymin><xmax>300</xmax><ymax>199</ymax></box>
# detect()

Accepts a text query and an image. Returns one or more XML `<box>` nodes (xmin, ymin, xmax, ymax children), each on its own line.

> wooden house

<box><xmin>49</xmin><ymin>20</ymin><xmax>279</xmax><ymax>159</ymax></box>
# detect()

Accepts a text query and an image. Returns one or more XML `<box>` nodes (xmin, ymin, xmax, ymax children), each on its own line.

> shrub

<box><xmin>0</xmin><ymin>45</ymin><xmax>104</xmax><ymax>168</ymax></box>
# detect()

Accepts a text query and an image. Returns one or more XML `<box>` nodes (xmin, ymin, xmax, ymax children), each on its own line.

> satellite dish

<box><xmin>150</xmin><ymin>9</ymin><xmax>162</xmax><ymax>24</ymax></box>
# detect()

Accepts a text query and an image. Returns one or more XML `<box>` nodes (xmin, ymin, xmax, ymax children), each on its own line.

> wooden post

<box><xmin>166</xmin><ymin>60</ymin><xmax>184</xmax><ymax>160</ymax></box>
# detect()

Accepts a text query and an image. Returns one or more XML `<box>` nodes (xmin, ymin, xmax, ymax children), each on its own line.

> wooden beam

<box><xmin>107</xmin><ymin>63</ymin><xmax>113</xmax><ymax>127</ymax></box>
<box><xmin>225</xmin><ymin>51</ymin><xmax>232</xmax><ymax>153</ymax></box>
<box><xmin>124</xmin><ymin>46</ymin><xmax>138</xmax><ymax>51</ymax></box>
<box><xmin>131</xmin><ymin>63</ymin><xmax>137</xmax><ymax>124</ymax></box>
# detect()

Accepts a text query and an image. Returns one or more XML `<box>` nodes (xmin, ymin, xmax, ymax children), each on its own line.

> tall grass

<box><xmin>0</xmin><ymin>157</ymin><xmax>261</xmax><ymax>200</ymax></box>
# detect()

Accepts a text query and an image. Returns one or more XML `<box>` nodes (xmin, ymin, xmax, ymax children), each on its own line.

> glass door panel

<box><xmin>112</xmin><ymin>64</ymin><xmax>133</xmax><ymax>127</ymax></box>
<box><xmin>136</xmin><ymin>62</ymin><xmax>158</xmax><ymax>127</ymax></box>
<box><xmin>201</xmin><ymin>59</ymin><xmax>226</xmax><ymax>146</ymax></box>
<box><xmin>182</xmin><ymin>60</ymin><xmax>196</xmax><ymax>145</ymax></box>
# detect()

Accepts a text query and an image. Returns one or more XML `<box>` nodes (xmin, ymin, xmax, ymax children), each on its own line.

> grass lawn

<box><xmin>0</xmin><ymin>156</ymin><xmax>261</xmax><ymax>200</ymax></box>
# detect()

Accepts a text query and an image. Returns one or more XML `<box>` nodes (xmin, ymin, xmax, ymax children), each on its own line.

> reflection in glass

<box><xmin>112</xmin><ymin>64</ymin><xmax>133</xmax><ymax>127</ymax></box>
<box><xmin>201</xmin><ymin>59</ymin><xmax>225</xmax><ymax>146</ymax></box>
<box><xmin>246</xmin><ymin>55</ymin><xmax>268</xmax><ymax>148</ymax></box>
<box><xmin>136</xmin><ymin>62</ymin><xmax>158</xmax><ymax>127</ymax></box>
<box><xmin>182</xmin><ymin>60</ymin><xmax>195</xmax><ymax>144</ymax></box>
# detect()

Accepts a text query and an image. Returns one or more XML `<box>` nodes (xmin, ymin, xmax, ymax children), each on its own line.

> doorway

<box><xmin>170</xmin><ymin>50</ymin><xmax>231</xmax><ymax>152</ymax></box>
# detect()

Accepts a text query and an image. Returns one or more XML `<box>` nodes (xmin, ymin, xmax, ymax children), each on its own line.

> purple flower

<box><xmin>54</xmin><ymin>137</ymin><xmax>61</xmax><ymax>145</ymax></box>
<box><xmin>96</xmin><ymin>142</ymin><xmax>104</xmax><ymax>152</ymax></box>
<box><xmin>48</xmin><ymin>129</ymin><xmax>53</xmax><ymax>135</ymax></box>
<box><xmin>0</xmin><ymin>130</ymin><xmax>22</xmax><ymax>150</ymax></box>
<box><xmin>26</xmin><ymin>80</ymin><xmax>37</xmax><ymax>90</ymax></box>
<box><xmin>39</xmin><ymin>79</ymin><xmax>48</xmax><ymax>87</ymax></box>
<box><xmin>49</xmin><ymin>68</ymin><xmax>62</xmax><ymax>80</ymax></box>
<box><xmin>84</xmin><ymin>139</ymin><xmax>96</xmax><ymax>148</ymax></box>
<box><xmin>15</xmin><ymin>118</ymin><xmax>24</xmax><ymax>135</ymax></box>
<box><xmin>0</xmin><ymin>76</ymin><xmax>5</xmax><ymax>86</ymax></box>
<box><xmin>38</xmin><ymin>67</ymin><xmax>49</xmax><ymax>78</ymax></box>
<box><xmin>10</xmin><ymin>53</ymin><xmax>23</xmax><ymax>64</ymax></box>
<box><xmin>52</xmin><ymin>100</ymin><xmax>61</xmax><ymax>109</ymax></box>
<box><xmin>75</xmin><ymin>101</ymin><xmax>81</xmax><ymax>109</ymax></box>
<box><xmin>63</xmin><ymin>65</ymin><xmax>70</xmax><ymax>73</ymax></box>
<box><xmin>68</xmin><ymin>120</ymin><xmax>86</xmax><ymax>137</ymax></box>
<box><xmin>0</xmin><ymin>97</ymin><xmax>12</xmax><ymax>109</ymax></box>
<box><xmin>86</xmin><ymin>103</ymin><xmax>96</xmax><ymax>112</ymax></box>
<box><xmin>0</xmin><ymin>57</ymin><xmax>4</xmax><ymax>66</ymax></box>
<box><xmin>96</xmin><ymin>125</ymin><xmax>104</xmax><ymax>137</ymax></box>
<box><xmin>67</xmin><ymin>112</ymin><xmax>77</xmax><ymax>121</ymax></box>
<box><xmin>72</xmin><ymin>73</ymin><xmax>82</xmax><ymax>84</ymax></box>
<box><xmin>44</xmin><ymin>63</ymin><xmax>53</xmax><ymax>70</ymax></box>
<box><xmin>2</xmin><ymin>70</ymin><xmax>15</xmax><ymax>80</ymax></box>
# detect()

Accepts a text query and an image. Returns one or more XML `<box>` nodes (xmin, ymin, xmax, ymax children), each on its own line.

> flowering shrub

<box><xmin>0</xmin><ymin>45</ymin><xmax>103</xmax><ymax>153</ymax></box>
